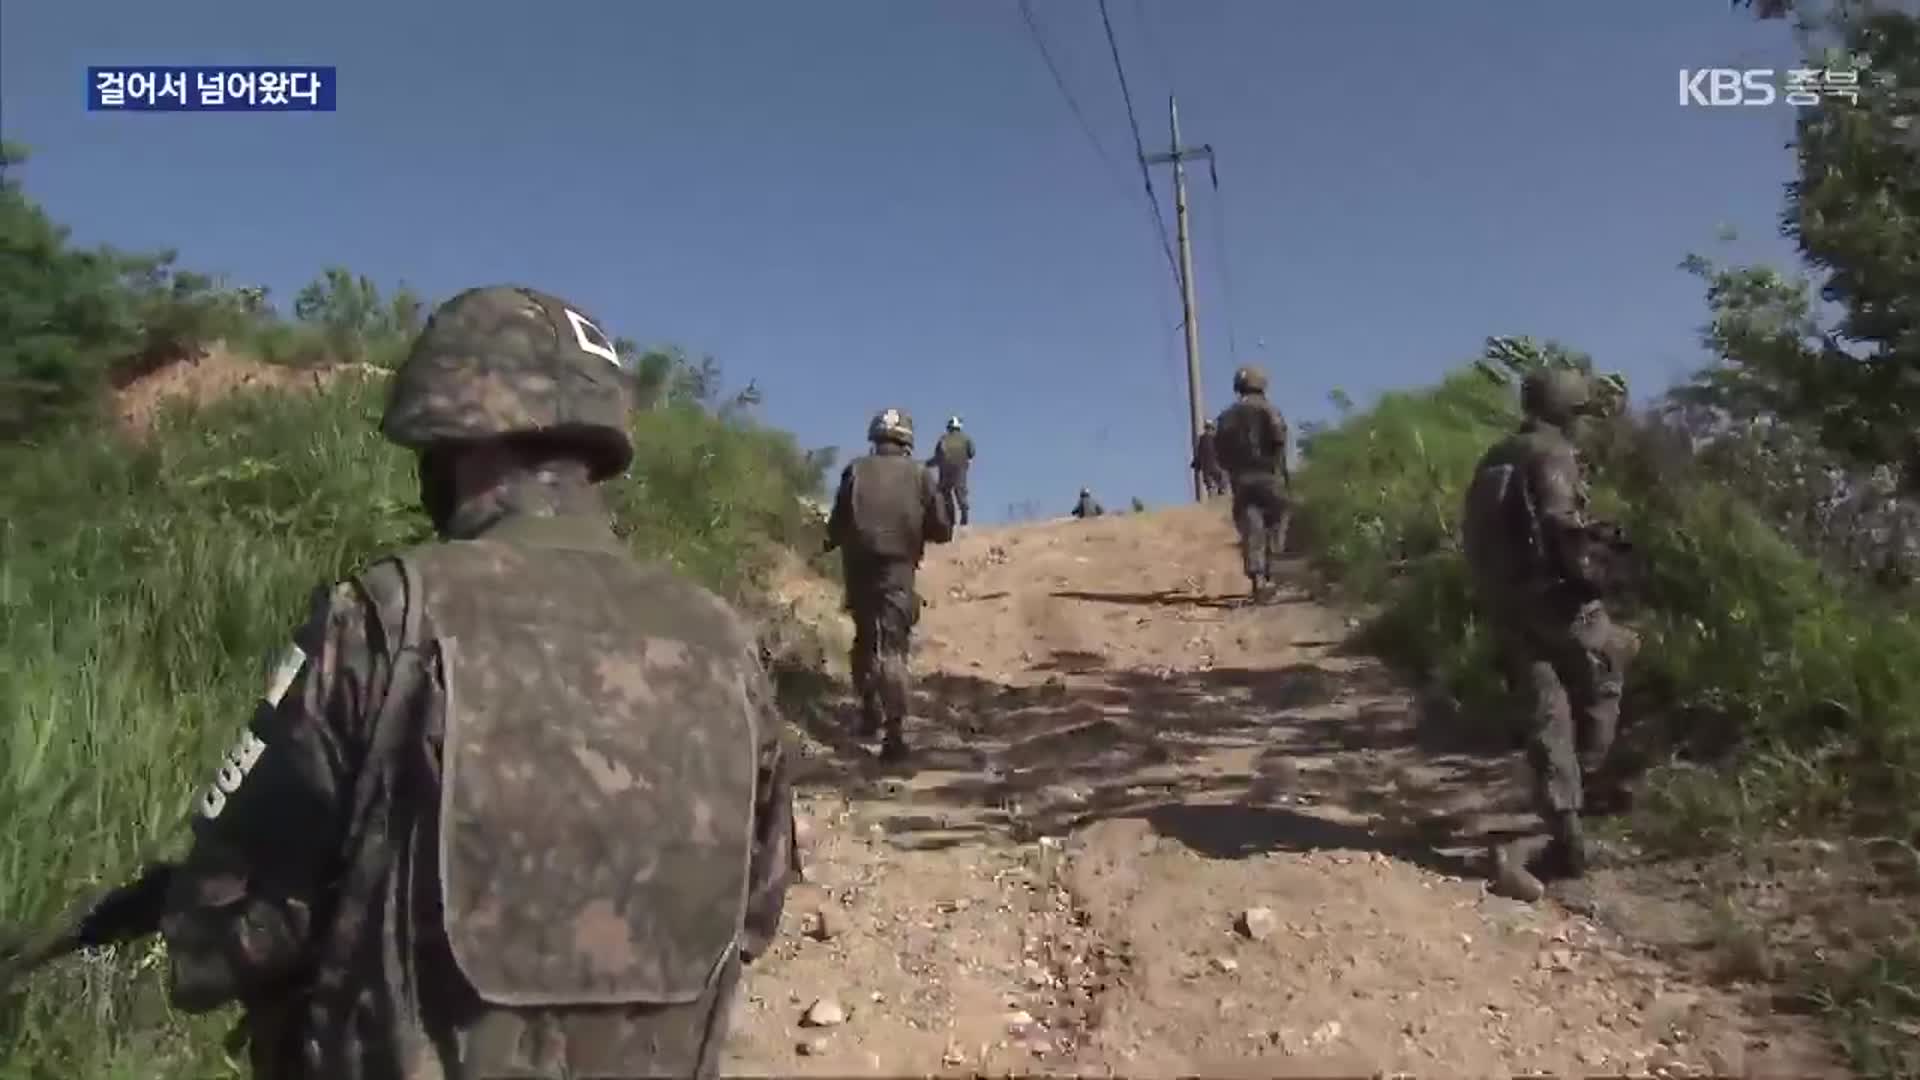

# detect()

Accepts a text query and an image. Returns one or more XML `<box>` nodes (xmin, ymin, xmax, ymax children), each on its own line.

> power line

<box><xmin>1206</xmin><ymin>155</ymin><xmax>1240</xmax><ymax>361</ymax></box>
<box><xmin>1096</xmin><ymin>0</ymin><xmax>1181</xmax><ymax>290</ymax></box>
<box><xmin>1016</xmin><ymin>0</ymin><xmax>1131</xmax><ymax>197</ymax></box>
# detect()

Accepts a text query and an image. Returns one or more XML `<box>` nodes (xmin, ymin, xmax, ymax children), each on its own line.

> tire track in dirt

<box><xmin>727</xmin><ymin>505</ymin><xmax>1839</xmax><ymax>1077</ymax></box>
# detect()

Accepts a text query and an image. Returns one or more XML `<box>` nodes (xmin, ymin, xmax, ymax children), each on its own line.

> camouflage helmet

<box><xmin>1232</xmin><ymin>365</ymin><xmax>1269</xmax><ymax>394</ymax></box>
<box><xmin>947</xmin><ymin>415</ymin><xmax>963</xmax><ymax>431</ymax></box>
<box><xmin>869</xmin><ymin>407</ymin><xmax>914</xmax><ymax>447</ymax></box>
<box><xmin>1519</xmin><ymin>367</ymin><xmax>1595</xmax><ymax>425</ymax></box>
<box><xmin>381</xmin><ymin>285</ymin><xmax>634</xmax><ymax>480</ymax></box>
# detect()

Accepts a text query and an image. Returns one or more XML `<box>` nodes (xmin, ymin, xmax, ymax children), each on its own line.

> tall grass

<box><xmin>0</xmin><ymin>375</ymin><xmax>824</xmax><ymax>1078</ymax></box>
<box><xmin>1295</xmin><ymin>365</ymin><xmax>1920</xmax><ymax>1072</ymax></box>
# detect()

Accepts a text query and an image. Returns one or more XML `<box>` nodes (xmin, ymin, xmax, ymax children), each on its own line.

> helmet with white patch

<box><xmin>868</xmin><ymin>407</ymin><xmax>915</xmax><ymax>448</ymax></box>
<box><xmin>381</xmin><ymin>285</ymin><xmax>635</xmax><ymax>480</ymax></box>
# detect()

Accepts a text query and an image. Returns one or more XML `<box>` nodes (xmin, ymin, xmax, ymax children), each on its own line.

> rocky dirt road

<box><xmin>726</xmin><ymin>504</ymin><xmax>1838</xmax><ymax>1077</ymax></box>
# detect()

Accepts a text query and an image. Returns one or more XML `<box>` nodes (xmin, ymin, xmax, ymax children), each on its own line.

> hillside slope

<box><xmin>729</xmin><ymin>504</ymin><xmax>1839</xmax><ymax>1077</ymax></box>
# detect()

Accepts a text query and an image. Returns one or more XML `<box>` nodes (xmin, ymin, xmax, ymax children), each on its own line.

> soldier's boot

<box><xmin>1250</xmin><ymin>574</ymin><xmax>1278</xmax><ymax>605</ymax></box>
<box><xmin>1488</xmin><ymin>837</ymin><xmax>1548</xmax><ymax>902</ymax></box>
<box><xmin>879</xmin><ymin>726</ymin><xmax>910</xmax><ymax>763</ymax></box>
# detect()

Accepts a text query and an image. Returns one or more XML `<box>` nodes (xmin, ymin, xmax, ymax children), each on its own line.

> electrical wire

<box><xmin>1097</xmin><ymin>0</ymin><xmax>1181</xmax><ymax>291</ymax></box>
<box><xmin>1207</xmin><ymin>155</ymin><xmax>1240</xmax><ymax>362</ymax></box>
<box><xmin>1016</xmin><ymin>0</ymin><xmax>1133</xmax><ymax>201</ymax></box>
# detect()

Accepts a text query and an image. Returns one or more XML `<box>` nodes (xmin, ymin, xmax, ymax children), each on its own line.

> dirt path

<box><xmin>727</xmin><ymin>505</ymin><xmax>1838</xmax><ymax>1077</ymax></box>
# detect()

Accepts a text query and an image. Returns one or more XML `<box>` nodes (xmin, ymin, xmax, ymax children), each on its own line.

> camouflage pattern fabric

<box><xmin>825</xmin><ymin>444</ymin><xmax>953</xmax><ymax>751</ymax></box>
<box><xmin>1213</xmin><ymin>393</ymin><xmax>1290</xmax><ymax>481</ymax></box>
<box><xmin>418</xmin><ymin>535</ymin><xmax>758</xmax><ymax>1006</ymax></box>
<box><xmin>933</xmin><ymin>430</ymin><xmax>974</xmax><ymax>481</ymax></box>
<box><xmin>380</xmin><ymin>286</ymin><xmax>636</xmax><ymax>481</ymax></box>
<box><xmin>160</xmin><ymin>504</ymin><xmax>796</xmax><ymax>1079</ymax></box>
<box><xmin>932</xmin><ymin>429</ymin><xmax>973</xmax><ymax>528</ymax></box>
<box><xmin>842</xmin><ymin>554</ymin><xmax>919</xmax><ymax>741</ymax></box>
<box><xmin>838</xmin><ymin>452</ymin><xmax>940</xmax><ymax>562</ymax></box>
<box><xmin>1463</xmin><ymin>419</ymin><xmax>1639</xmax><ymax>823</ymax></box>
<box><xmin>1483</xmin><ymin>592</ymin><xmax>1640</xmax><ymax>816</ymax></box>
<box><xmin>1193</xmin><ymin>428</ymin><xmax>1227</xmax><ymax>496</ymax></box>
<box><xmin>1229</xmin><ymin>473</ymin><xmax>1290</xmax><ymax>581</ymax></box>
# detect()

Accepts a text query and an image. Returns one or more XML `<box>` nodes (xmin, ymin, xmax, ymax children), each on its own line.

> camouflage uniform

<box><xmin>1462</xmin><ymin>368</ymin><xmax>1640</xmax><ymax>881</ymax></box>
<box><xmin>1192</xmin><ymin>421</ymin><xmax>1227</xmax><ymax>497</ymax></box>
<box><xmin>1213</xmin><ymin>366</ymin><xmax>1293</xmax><ymax>602</ymax></box>
<box><xmin>826</xmin><ymin>409</ymin><xmax>954</xmax><ymax>761</ymax></box>
<box><xmin>931</xmin><ymin>420</ymin><xmax>975</xmax><ymax>527</ymax></box>
<box><xmin>1071</xmin><ymin>489</ymin><xmax>1104</xmax><ymax>518</ymax></box>
<box><xmin>159</xmin><ymin>286</ymin><xmax>797</xmax><ymax>1079</ymax></box>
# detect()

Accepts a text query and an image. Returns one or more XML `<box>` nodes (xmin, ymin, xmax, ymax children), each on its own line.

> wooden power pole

<box><xmin>1144</xmin><ymin>96</ymin><xmax>1213</xmax><ymax>503</ymax></box>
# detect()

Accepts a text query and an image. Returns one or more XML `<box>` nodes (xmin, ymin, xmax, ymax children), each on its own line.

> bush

<box><xmin>1299</xmin><ymin>363</ymin><xmax>1920</xmax><ymax>837</ymax></box>
<box><xmin>1297</xmin><ymin>359</ymin><xmax>1920</xmax><ymax>1071</ymax></box>
<box><xmin>0</xmin><ymin>366</ymin><xmax>828</xmax><ymax>1077</ymax></box>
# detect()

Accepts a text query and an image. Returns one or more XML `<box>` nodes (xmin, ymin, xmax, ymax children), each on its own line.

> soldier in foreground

<box><xmin>1071</xmin><ymin>488</ymin><xmax>1104</xmax><ymax>518</ymax></box>
<box><xmin>825</xmin><ymin>408</ymin><xmax>954</xmax><ymax>761</ymax></box>
<box><xmin>1192</xmin><ymin>419</ymin><xmax>1228</xmax><ymax>498</ymax></box>
<box><xmin>931</xmin><ymin>415</ymin><xmax>976</xmax><ymax>527</ymax></box>
<box><xmin>1213</xmin><ymin>365</ymin><xmax>1293</xmax><ymax>603</ymax></box>
<box><xmin>1461</xmin><ymin>367</ymin><xmax>1640</xmax><ymax>900</ymax></box>
<box><xmin>158</xmin><ymin>285</ymin><xmax>798</xmax><ymax>1078</ymax></box>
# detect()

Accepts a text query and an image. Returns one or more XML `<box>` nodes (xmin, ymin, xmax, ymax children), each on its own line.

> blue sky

<box><xmin>3</xmin><ymin>1</ymin><xmax>1808</xmax><ymax>521</ymax></box>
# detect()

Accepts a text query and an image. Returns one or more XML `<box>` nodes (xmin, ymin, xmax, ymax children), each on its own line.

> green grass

<box><xmin>1296</xmin><ymin>365</ymin><xmax>1920</xmax><ymax>1072</ymax></box>
<box><xmin>0</xmin><ymin>374</ymin><xmax>825</xmax><ymax>1078</ymax></box>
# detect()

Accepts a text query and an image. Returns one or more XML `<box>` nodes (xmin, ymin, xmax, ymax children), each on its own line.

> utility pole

<box><xmin>1144</xmin><ymin>96</ymin><xmax>1212</xmax><ymax>503</ymax></box>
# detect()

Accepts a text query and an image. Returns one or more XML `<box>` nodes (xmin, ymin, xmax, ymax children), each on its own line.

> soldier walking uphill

<box><xmin>1214</xmin><ymin>365</ymin><xmax>1293</xmax><ymax>603</ymax></box>
<box><xmin>1071</xmin><ymin>488</ymin><xmax>1105</xmax><ymax>518</ymax></box>
<box><xmin>1192</xmin><ymin>420</ymin><xmax>1228</xmax><ymax>498</ymax></box>
<box><xmin>931</xmin><ymin>416</ymin><xmax>976</xmax><ymax>527</ymax></box>
<box><xmin>157</xmin><ymin>285</ymin><xmax>798</xmax><ymax>1079</ymax></box>
<box><xmin>826</xmin><ymin>408</ymin><xmax>954</xmax><ymax>762</ymax></box>
<box><xmin>1462</xmin><ymin>367</ymin><xmax>1641</xmax><ymax>898</ymax></box>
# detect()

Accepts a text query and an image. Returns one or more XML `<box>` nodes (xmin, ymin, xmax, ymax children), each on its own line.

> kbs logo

<box><xmin>1679</xmin><ymin>68</ymin><xmax>1777</xmax><ymax>106</ymax></box>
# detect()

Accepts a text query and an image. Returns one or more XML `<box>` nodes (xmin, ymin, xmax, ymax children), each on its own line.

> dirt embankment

<box><xmin>108</xmin><ymin>343</ymin><xmax>387</xmax><ymax>438</ymax></box>
<box><xmin>729</xmin><ymin>505</ymin><xmax>1841</xmax><ymax>1078</ymax></box>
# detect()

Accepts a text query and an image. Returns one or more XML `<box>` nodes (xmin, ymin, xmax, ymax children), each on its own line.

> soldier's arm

<box><xmin>1529</xmin><ymin>447</ymin><xmax>1595</xmax><ymax>585</ymax></box>
<box><xmin>159</xmin><ymin>573</ymin><xmax>390</xmax><ymax>1014</ymax></box>
<box><xmin>921</xmin><ymin>469</ymin><xmax>955</xmax><ymax>544</ymax></box>
<box><xmin>823</xmin><ymin>466</ymin><xmax>855</xmax><ymax>552</ymax></box>
<box><xmin>740</xmin><ymin>657</ymin><xmax>797</xmax><ymax>963</ymax></box>
<box><xmin>966</xmin><ymin>436</ymin><xmax>975</xmax><ymax>462</ymax></box>
<box><xmin>1268</xmin><ymin>409</ymin><xmax>1292</xmax><ymax>486</ymax></box>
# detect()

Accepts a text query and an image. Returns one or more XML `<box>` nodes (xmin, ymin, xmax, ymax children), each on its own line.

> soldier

<box><xmin>825</xmin><ymin>408</ymin><xmax>954</xmax><ymax>762</ymax></box>
<box><xmin>1193</xmin><ymin>420</ymin><xmax>1228</xmax><ymax>497</ymax></box>
<box><xmin>1213</xmin><ymin>365</ymin><xmax>1293</xmax><ymax>603</ymax></box>
<box><xmin>1461</xmin><ymin>367</ymin><xmax>1641</xmax><ymax>899</ymax></box>
<box><xmin>1071</xmin><ymin>488</ymin><xmax>1104</xmax><ymax>518</ymax></box>
<box><xmin>158</xmin><ymin>285</ymin><xmax>798</xmax><ymax>1078</ymax></box>
<box><xmin>931</xmin><ymin>415</ymin><xmax>976</xmax><ymax>527</ymax></box>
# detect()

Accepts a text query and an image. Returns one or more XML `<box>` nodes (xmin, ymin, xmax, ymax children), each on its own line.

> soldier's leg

<box><xmin>844</xmin><ymin>569</ymin><xmax>886</xmax><ymax>738</ymax></box>
<box><xmin>1263</xmin><ymin>489</ymin><xmax>1292</xmax><ymax>573</ymax></box>
<box><xmin>1565</xmin><ymin>601</ymin><xmax>1640</xmax><ymax>809</ymax></box>
<box><xmin>955</xmin><ymin>475</ymin><xmax>970</xmax><ymax>526</ymax></box>
<box><xmin>873</xmin><ymin>563</ymin><xmax>919</xmax><ymax>761</ymax></box>
<box><xmin>1231</xmin><ymin>485</ymin><xmax>1268</xmax><ymax>595</ymax></box>
<box><xmin>1532</xmin><ymin>622</ymin><xmax>1596</xmax><ymax>875</ymax></box>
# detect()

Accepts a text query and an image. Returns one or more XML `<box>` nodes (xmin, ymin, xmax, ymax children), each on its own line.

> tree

<box><xmin>0</xmin><ymin>142</ymin><xmax>144</xmax><ymax>439</ymax></box>
<box><xmin>290</xmin><ymin>267</ymin><xmax>425</xmax><ymax>363</ymax></box>
<box><xmin>1690</xmin><ymin>2</ymin><xmax>1920</xmax><ymax>487</ymax></box>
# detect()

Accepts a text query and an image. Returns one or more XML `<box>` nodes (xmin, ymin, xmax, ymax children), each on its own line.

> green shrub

<box><xmin>0</xmin><ymin>370</ymin><xmax>827</xmax><ymax>1077</ymax></box>
<box><xmin>1298</xmin><ymin>361</ymin><xmax>1920</xmax><ymax>1071</ymax></box>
